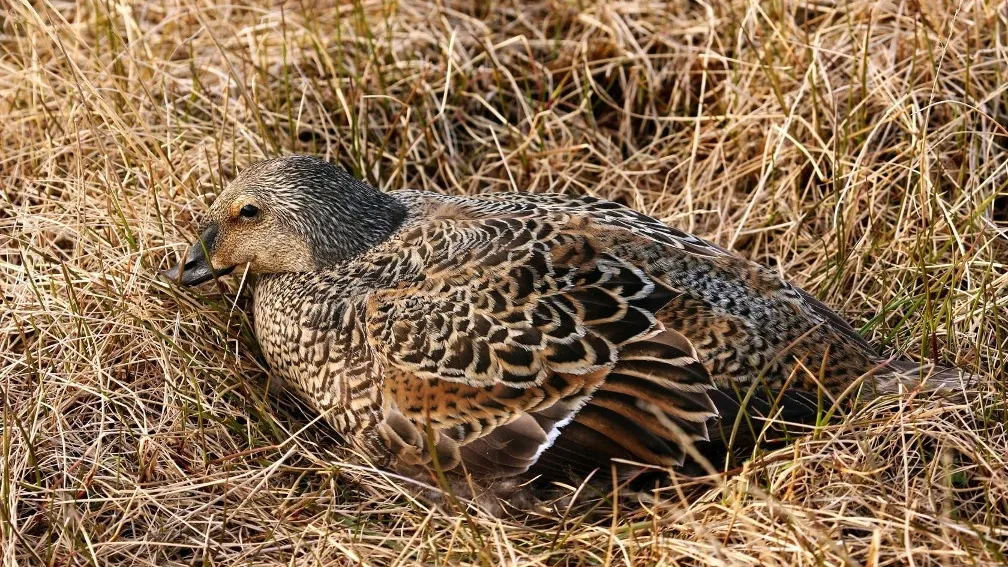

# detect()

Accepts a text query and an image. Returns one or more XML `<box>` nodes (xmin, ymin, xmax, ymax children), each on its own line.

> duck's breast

<box><xmin>253</xmin><ymin>273</ymin><xmax>384</xmax><ymax>435</ymax></box>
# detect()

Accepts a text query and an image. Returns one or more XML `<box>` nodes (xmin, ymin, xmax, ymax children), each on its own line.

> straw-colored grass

<box><xmin>2</xmin><ymin>0</ymin><xmax>1007</xmax><ymax>565</ymax></box>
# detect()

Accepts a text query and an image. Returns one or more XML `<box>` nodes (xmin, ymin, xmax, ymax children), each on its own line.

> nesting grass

<box><xmin>2</xmin><ymin>0</ymin><xmax>1007</xmax><ymax>565</ymax></box>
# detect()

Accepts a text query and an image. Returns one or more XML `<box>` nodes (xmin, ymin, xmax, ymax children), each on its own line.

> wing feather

<box><xmin>366</xmin><ymin>205</ymin><xmax>718</xmax><ymax>477</ymax></box>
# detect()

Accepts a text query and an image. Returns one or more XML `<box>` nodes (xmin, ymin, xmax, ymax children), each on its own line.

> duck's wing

<box><xmin>448</xmin><ymin>191</ymin><xmax>877</xmax><ymax>353</ymax></box>
<box><xmin>364</xmin><ymin>208</ymin><xmax>718</xmax><ymax>477</ymax></box>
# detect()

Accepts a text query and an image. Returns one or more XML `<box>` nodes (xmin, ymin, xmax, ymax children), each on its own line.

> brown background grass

<box><xmin>2</xmin><ymin>0</ymin><xmax>1007</xmax><ymax>565</ymax></box>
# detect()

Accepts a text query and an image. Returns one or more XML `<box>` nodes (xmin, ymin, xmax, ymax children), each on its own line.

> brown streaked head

<box><xmin>162</xmin><ymin>155</ymin><xmax>408</xmax><ymax>286</ymax></box>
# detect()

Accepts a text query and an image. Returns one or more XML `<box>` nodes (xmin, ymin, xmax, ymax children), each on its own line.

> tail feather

<box><xmin>874</xmin><ymin>359</ymin><xmax>972</xmax><ymax>399</ymax></box>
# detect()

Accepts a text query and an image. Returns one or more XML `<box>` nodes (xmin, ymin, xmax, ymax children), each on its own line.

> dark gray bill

<box><xmin>161</xmin><ymin>224</ymin><xmax>234</xmax><ymax>286</ymax></box>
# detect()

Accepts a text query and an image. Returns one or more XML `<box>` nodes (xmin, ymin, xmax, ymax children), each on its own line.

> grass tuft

<box><xmin>2</xmin><ymin>0</ymin><xmax>1007</xmax><ymax>565</ymax></box>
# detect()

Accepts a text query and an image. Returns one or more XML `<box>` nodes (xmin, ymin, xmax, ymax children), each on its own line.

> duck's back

<box><xmin>253</xmin><ymin>190</ymin><xmax>883</xmax><ymax>478</ymax></box>
<box><xmin>384</xmin><ymin>191</ymin><xmax>880</xmax><ymax>384</ymax></box>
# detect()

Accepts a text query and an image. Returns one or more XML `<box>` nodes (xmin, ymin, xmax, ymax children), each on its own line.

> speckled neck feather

<box><xmin>293</xmin><ymin>166</ymin><xmax>408</xmax><ymax>267</ymax></box>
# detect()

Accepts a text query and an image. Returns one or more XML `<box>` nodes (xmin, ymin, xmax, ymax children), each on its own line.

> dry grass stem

<box><xmin>2</xmin><ymin>0</ymin><xmax>1007</xmax><ymax>565</ymax></box>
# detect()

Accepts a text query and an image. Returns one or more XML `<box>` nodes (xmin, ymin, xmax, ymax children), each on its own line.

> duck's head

<box><xmin>162</xmin><ymin>155</ymin><xmax>407</xmax><ymax>286</ymax></box>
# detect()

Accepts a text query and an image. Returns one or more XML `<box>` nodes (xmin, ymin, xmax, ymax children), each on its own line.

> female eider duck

<box><xmin>164</xmin><ymin>155</ymin><xmax>958</xmax><ymax>511</ymax></box>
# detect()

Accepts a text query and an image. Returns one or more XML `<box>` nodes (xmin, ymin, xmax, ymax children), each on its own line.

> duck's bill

<box><xmin>161</xmin><ymin>224</ymin><xmax>235</xmax><ymax>286</ymax></box>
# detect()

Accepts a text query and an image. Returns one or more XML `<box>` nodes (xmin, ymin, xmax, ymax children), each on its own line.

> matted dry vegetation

<box><xmin>2</xmin><ymin>0</ymin><xmax>1007</xmax><ymax>565</ymax></box>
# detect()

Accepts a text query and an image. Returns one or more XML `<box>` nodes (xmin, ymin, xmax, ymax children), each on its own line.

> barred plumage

<box><xmin>164</xmin><ymin>155</ymin><xmax>960</xmax><ymax>510</ymax></box>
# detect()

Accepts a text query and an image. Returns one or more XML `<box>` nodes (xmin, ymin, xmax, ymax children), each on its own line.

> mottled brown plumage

<box><xmin>163</xmin><ymin>155</ymin><xmax>959</xmax><ymax>512</ymax></box>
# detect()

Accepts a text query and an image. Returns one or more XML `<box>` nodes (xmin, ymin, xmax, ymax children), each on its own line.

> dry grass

<box><xmin>2</xmin><ymin>0</ymin><xmax>1007</xmax><ymax>565</ymax></box>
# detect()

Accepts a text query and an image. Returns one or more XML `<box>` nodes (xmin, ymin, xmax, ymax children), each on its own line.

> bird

<box><xmin>163</xmin><ymin>154</ymin><xmax>961</xmax><ymax>513</ymax></box>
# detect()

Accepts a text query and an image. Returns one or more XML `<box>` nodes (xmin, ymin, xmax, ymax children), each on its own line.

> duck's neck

<box><xmin>305</xmin><ymin>173</ymin><xmax>408</xmax><ymax>268</ymax></box>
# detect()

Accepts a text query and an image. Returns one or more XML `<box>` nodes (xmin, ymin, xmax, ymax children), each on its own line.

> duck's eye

<box><xmin>239</xmin><ymin>204</ymin><xmax>260</xmax><ymax>218</ymax></box>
